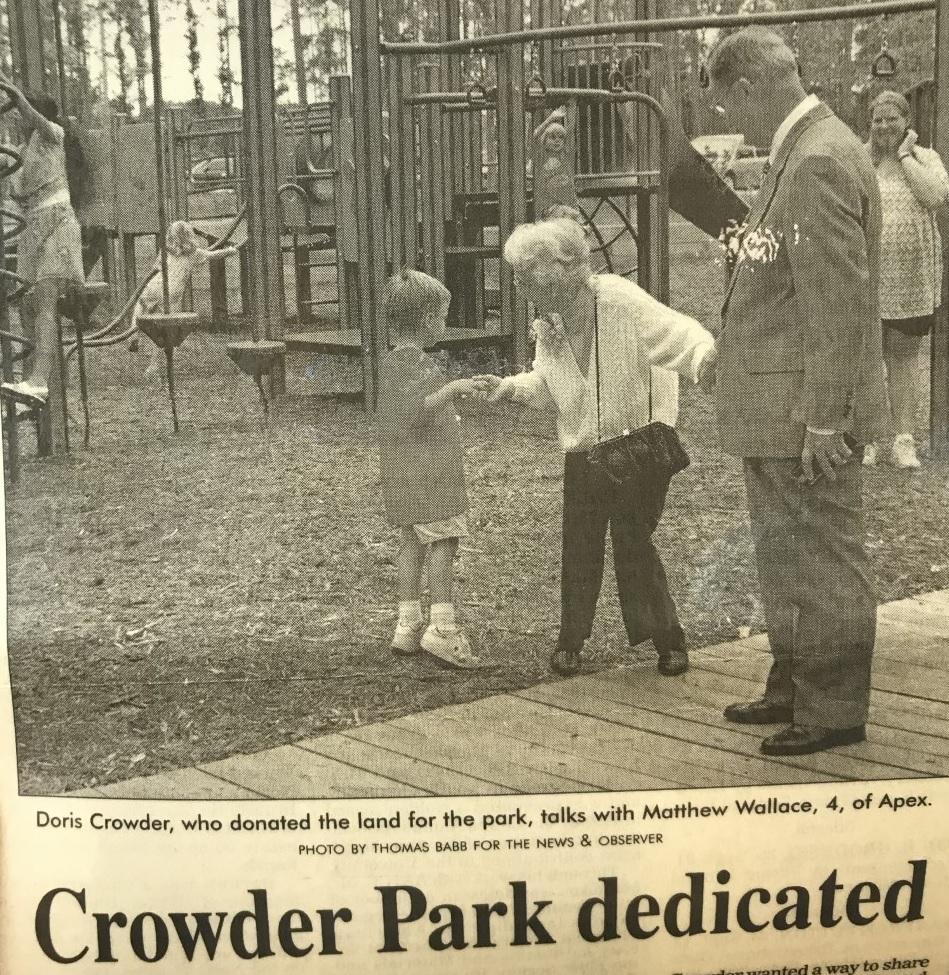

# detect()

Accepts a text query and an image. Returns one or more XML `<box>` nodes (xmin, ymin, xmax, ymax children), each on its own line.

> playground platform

<box><xmin>68</xmin><ymin>590</ymin><xmax>949</xmax><ymax>800</ymax></box>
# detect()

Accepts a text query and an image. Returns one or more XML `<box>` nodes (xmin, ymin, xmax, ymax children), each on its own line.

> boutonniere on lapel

<box><xmin>718</xmin><ymin>219</ymin><xmax>748</xmax><ymax>274</ymax></box>
<box><xmin>740</xmin><ymin>225</ymin><xmax>781</xmax><ymax>267</ymax></box>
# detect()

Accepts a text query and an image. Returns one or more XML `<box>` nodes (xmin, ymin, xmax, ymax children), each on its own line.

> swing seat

<box><xmin>226</xmin><ymin>339</ymin><xmax>286</xmax><ymax>378</ymax></box>
<box><xmin>136</xmin><ymin>312</ymin><xmax>199</xmax><ymax>351</ymax></box>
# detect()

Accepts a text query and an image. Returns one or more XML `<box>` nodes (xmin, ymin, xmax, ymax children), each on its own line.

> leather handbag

<box><xmin>585</xmin><ymin>299</ymin><xmax>691</xmax><ymax>485</ymax></box>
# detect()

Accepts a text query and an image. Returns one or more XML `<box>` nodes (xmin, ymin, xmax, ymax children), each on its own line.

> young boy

<box><xmin>377</xmin><ymin>269</ymin><xmax>496</xmax><ymax>669</ymax></box>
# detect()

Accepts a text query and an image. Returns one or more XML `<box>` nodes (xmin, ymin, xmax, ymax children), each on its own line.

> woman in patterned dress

<box><xmin>0</xmin><ymin>76</ymin><xmax>86</xmax><ymax>403</ymax></box>
<box><xmin>864</xmin><ymin>90</ymin><xmax>949</xmax><ymax>469</ymax></box>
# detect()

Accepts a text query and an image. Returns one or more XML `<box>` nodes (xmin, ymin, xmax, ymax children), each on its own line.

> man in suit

<box><xmin>701</xmin><ymin>27</ymin><xmax>888</xmax><ymax>756</ymax></box>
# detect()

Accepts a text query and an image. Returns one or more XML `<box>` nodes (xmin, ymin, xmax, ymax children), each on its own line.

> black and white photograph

<box><xmin>1</xmin><ymin>0</ymin><xmax>948</xmax><ymax>814</ymax></box>
<box><xmin>0</xmin><ymin>0</ymin><xmax>949</xmax><ymax>799</ymax></box>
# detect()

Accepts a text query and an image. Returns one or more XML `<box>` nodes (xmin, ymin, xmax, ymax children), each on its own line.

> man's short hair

<box><xmin>708</xmin><ymin>27</ymin><xmax>798</xmax><ymax>88</ymax></box>
<box><xmin>384</xmin><ymin>268</ymin><xmax>451</xmax><ymax>336</ymax></box>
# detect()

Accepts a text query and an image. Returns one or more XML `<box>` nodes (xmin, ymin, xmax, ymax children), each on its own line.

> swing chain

<box><xmin>871</xmin><ymin>12</ymin><xmax>897</xmax><ymax>77</ymax></box>
<box><xmin>608</xmin><ymin>33</ymin><xmax>626</xmax><ymax>92</ymax></box>
<box><xmin>525</xmin><ymin>39</ymin><xmax>547</xmax><ymax>102</ymax></box>
<box><xmin>791</xmin><ymin>21</ymin><xmax>803</xmax><ymax>77</ymax></box>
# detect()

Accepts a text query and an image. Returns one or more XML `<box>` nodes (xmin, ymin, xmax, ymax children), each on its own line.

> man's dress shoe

<box><xmin>760</xmin><ymin>724</ymin><xmax>866</xmax><ymax>756</ymax></box>
<box><xmin>723</xmin><ymin>700</ymin><xmax>793</xmax><ymax>725</ymax></box>
<box><xmin>657</xmin><ymin>650</ymin><xmax>689</xmax><ymax>676</ymax></box>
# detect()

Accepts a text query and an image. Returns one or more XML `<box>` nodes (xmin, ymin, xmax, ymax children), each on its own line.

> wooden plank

<box><xmin>391</xmin><ymin>710</ymin><xmax>689</xmax><ymax>792</ymax></box>
<box><xmin>393</xmin><ymin>710</ymin><xmax>687</xmax><ymax>792</ymax></box>
<box><xmin>459</xmin><ymin>694</ymin><xmax>835</xmax><ymax>788</ymax></box>
<box><xmin>693</xmin><ymin>645</ymin><xmax>949</xmax><ymax>714</ymax></box>
<box><xmin>67</xmin><ymin>788</ymin><xmax>109</xmax><ymax>798</ymax></box>
<box><xmin>736</xmin><ymin>623</ymin><xmax>949</xmax><ymax>673</ymax></box>
<box><xmin>284</xmin><ymin>327</ymin><xmax>509</xmax><ymax>354</ymax></box>
<box><xmin>298</xmin><ymin>732</ymin><xmax>508</xmax><ymax>796</ymax></box>
<box><xmin>199</xmin><ymin>744</ymin><xmax>423</xmax><ymax>799</ymax></box>
<box><xmin>652</xmin><ymin>649</ymin><xmax>949</xmax><ymax>741</ymax></box>
<box><xmin>352</xmin><ymin>716</ymin><xmax>606</xmax><ymax>793</ymax></box>
<box><xmin>588</xmin><ymin>664</ymin><xmax>949</xmax><ymax>758</ymax></box>
<box><xmin>566</xmin><ymin>669</ymin><xmax>949</xmax><ymax>776</ymax></box>
<box><xmin>519</xmin><ymin>682</ymin><xmax>913</xmax><ymax>784</ymax></box>
<box><xmin>95</xmin><ymin>767</ymin><xmax>264</xmax><ymax>800</ymax></box>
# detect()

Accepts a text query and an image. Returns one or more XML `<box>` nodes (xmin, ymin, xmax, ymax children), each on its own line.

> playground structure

<box><xmin>1</xmin><ymin>0</ymin><xmax>948</xmax><ymax>460</ymax></box>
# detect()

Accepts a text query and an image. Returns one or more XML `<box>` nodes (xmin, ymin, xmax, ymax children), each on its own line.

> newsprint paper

<box><xmin>2</xmin><ymin>15</ymin><xmax>949</xmax><ymax>970</ymax></box>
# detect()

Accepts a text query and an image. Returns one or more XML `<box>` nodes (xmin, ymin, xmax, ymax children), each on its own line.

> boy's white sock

<box><xmin>398</xmin><ymin>601</ymin><xmax>423</xmax><ymax>627</ymax></box>
<box><xmin>430</xmin><ymin>603</ymin><xmax>457</xmax><ymax>632</ymax></box>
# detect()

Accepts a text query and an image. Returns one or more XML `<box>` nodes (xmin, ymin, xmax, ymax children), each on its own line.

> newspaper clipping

<box><xmin>2</xmin><ymin>1</ymin><xmax>948</xmax><ymax>971</ymax></box>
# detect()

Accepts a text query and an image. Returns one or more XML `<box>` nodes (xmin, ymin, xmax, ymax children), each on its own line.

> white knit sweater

<box><xmin>500</xmin><ymin>274</ymin><xmax>714</xmax><ymax>452</ymax></box>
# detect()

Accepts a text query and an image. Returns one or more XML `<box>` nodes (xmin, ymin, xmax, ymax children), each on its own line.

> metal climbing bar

<box><xmin>383</xmin><ymin>0</ymin><xmax>935</xmax><ymax>54</ymax></box>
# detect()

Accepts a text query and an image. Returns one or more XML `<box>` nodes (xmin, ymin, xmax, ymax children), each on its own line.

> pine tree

<box><xmin>185</xmin><ymin>0</ymin><xmax>205</xmax><ymax>111</ymax></box>
<box><xmin>216</xmin><ymin>0</ymin><xmax>234</xmax><ymax>108</ymax></box>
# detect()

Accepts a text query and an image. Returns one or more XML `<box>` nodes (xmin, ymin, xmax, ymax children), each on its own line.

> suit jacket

<box><xmin>715</xmin><ymin>103</ymin><xmax>888</xmax><ymax>458</ymax></box>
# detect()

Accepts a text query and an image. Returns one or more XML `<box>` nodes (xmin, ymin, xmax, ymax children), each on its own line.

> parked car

<box><xmin>724</xmin><ymin>145</ymin><xmax>769</xmax><ymax>191</ymax></box>
<box><xmin>190</xmin><ymin>156</ymin><xmax>237</xmax><ymax>186</ymax></box>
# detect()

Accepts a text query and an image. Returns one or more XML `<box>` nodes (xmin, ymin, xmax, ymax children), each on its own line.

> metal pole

<box><xmin>52</xmin><ymin>0</ymin><xmax>68</xmax><ymax>115</ymax></box>
<box><xmin>932</xmin><ymin>0</ymin><xmax>949</xmax><ymax>457</ymax></box>
<box><xmin>348</xmin><ymin>0</ymin><xmax>388</xmax><ymax>410</ymax></box>
<box><xmin>146</xmin><ymin>0</ymin><xmax>170</xmax><ymax>312</ymax></box>
<box><xmin>6</xmin><ymin>0</ymin><xmax>47</xmax><ymax>92</ymax></box>
<box><xmin>383</xmin><ymin>0</ymin><xmax>936</xmax><ymax>54</ymax></box>
<box><xmin>290</xmin><ymin>0</ymin><xmax>308</xmax><ymax>105</ymax></box>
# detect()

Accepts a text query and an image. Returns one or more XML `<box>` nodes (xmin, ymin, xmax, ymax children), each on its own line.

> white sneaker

<box><xmin>1</xmin><ymin>379</ymin><xmax>48</xmax><ymax>403</ymax></box>
<box><xmin>420</xmin><ymin>627</ymin><xmax>486</xmax><ymax>669</ymax></box>
<box><xmin>391</xmin><ymin>619</ymin><xmax>425</xmax><ymax>655</ymax></box>
<box><xmin>862</xmin><ymin>444</ymin><xmax>878</xmax><ymax>467</ymax></box>
<box><xmin>891</xmin><ymin>435</ymin><xmax>921</xmax><ymax>470</ymax></box>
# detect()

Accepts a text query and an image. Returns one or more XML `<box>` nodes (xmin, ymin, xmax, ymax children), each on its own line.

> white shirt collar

<box><xmin>769</xmin><ymin>93</ymin><xmax>820</xmax><ymax>164</ymax></box>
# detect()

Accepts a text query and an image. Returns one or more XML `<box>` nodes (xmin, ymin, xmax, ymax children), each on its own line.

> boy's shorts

<box><xmin>411</xmin><ymin>515</ymin><xmax>469</xmax><ymax>545</ymax></box>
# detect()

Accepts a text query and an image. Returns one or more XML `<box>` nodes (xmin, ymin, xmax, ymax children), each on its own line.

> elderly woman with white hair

<box><xmin>487</xmin><ymin>217</ymin><xmax>717</xmax><ymax>676</ymax></box>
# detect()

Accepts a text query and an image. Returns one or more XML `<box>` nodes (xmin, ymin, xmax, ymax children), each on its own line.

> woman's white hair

<box><xmin>503</xmin><ymin>217</ymin><xmax>591</xmax><ymax>276</ymax></box>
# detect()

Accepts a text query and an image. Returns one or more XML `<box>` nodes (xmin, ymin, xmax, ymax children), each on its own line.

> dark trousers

<box><xmin>559</xmin><ymin>451</ymin><xmax>685</xmax><ymax>653</ymax></box>
<box><xmin>743</xmin><ymin>457</ymin><xmax>876</xmax><ymax>729</ymax></box>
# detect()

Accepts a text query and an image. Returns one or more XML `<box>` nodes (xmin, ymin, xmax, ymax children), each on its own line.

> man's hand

<box><xmin>697</xmin><ymin>344</ymin><xmax>718</xmax><ymax>394</ymax></box>
<box><xmin>801</xmin><ymin>429</ymin><xmax>852</xmax><ymax>483</ymax></box>
<box><xmin>898</xmin><ymin>129</ymin><xmax>919</xmax><ymax>159</ymax></box>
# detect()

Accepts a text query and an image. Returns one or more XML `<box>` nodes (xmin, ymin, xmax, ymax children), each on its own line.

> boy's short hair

<box><xmin>385</xmin><ymin>268</ymin><xmax>451</xmax><ymax>336</ymax></box>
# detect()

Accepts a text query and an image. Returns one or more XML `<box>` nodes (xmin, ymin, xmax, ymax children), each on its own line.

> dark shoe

<box><xmin>657</xmin><ymin>649</ymin><xmax>688</xmax><ymax>676</ymax></box>
<box><xmin>550</xmin><ymin>645</ymin><xmax>583</xmax><ymax>676</ymax></box>
<box><xmin>723</xmin><ymin>699</ymin><xmax>793</xmax><ymax>725</ymax></box>
<box><xmin>760</xmin><ymin>724</ymin><xmax>866</xmax><ymax>756</ymax></box>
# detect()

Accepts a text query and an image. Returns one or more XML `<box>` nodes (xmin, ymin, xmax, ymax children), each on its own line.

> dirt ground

<box><xmin>5</xmin><ymin>224</ymin><xmax>948</xmax><ymax>795</ymax></box>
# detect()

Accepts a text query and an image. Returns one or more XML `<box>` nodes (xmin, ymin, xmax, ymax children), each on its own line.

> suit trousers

<box><xmin>743</xmin><ymin>457</ymin><xmax>876</xmax><ymax>729</ymax></box>
<box><xmin>559</xmin><ymin>451</ymin><xmax>685</xmax><ymax>653</ymax></box>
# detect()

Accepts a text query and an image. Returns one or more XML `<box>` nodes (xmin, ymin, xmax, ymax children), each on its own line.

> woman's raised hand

<box><xmin>898</xmin><ymin>129</ymin><xmax>919</xmax><ymax>158</ymax></box>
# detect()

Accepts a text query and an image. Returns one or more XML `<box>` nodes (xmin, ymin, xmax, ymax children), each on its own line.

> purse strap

<box><xmin>593</xmin><ymin>296</ymin><xmax>602</xmax><ymax>444</ymax></box>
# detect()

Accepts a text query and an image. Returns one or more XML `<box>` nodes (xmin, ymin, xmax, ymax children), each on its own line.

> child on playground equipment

<box><xmin>0</xmin><ymin>74</ymin><xmax>86</xmax><ymax>405</ymax></box>
<box><xmin>376</xmin><ymin>268</ymin><xmax>498</xmax><ymax>669</ymax></box>
<box><xmin>133</xmin><ymin>220</ymin><xmax>238</xmax><ymax>375</ymax></box>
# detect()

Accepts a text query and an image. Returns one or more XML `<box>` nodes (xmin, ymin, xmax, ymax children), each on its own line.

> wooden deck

<box><xmin>69</xmin><ymin>590</ymin><xmax>949</xmax><ymax>800</ymax></box>
<box><xmin>284</xmin><ymin>326</ymin><xmax>511</xmax><ymax>356</ymax></box>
